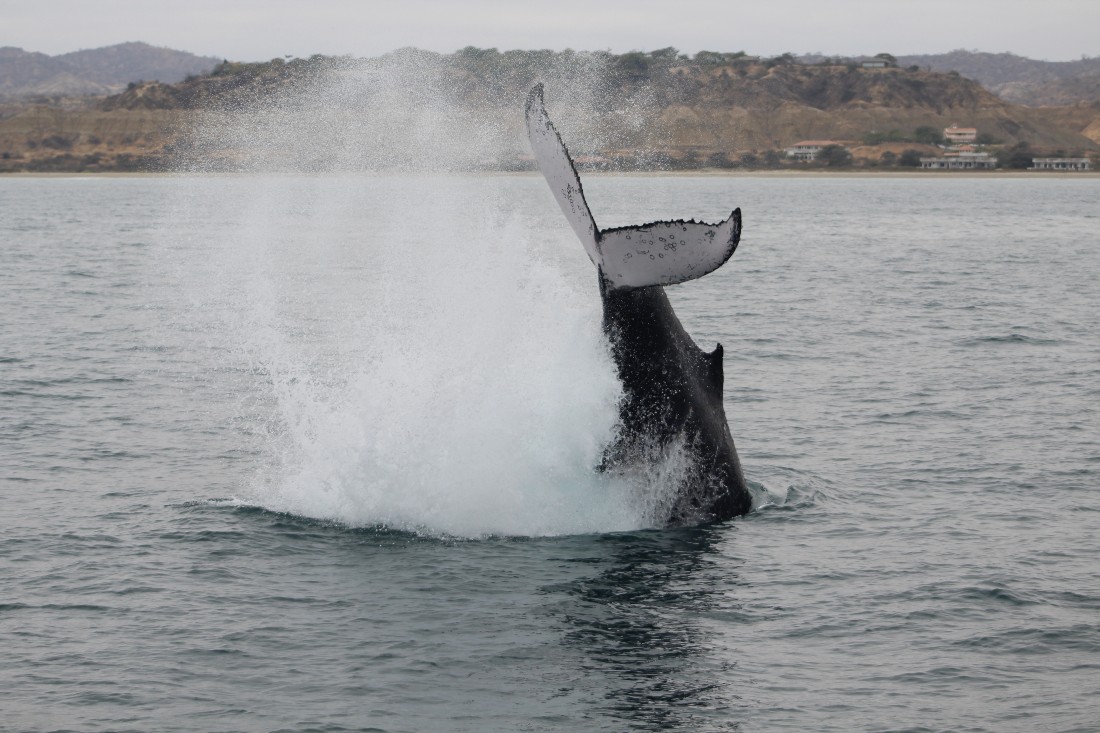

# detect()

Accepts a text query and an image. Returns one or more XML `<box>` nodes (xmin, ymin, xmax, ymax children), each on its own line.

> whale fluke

<box><xmin>526</xmin><ymin>84</ymin><xmax>754</xmax><ymax>525</ymax></box>
<box><xmin>524</xmin><ymin>83</ymin><xmax>741</xmax><ymax>290</ymax></box>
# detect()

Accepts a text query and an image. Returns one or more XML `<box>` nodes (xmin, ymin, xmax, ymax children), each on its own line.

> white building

<box><xmin>1030</xmin><ymin>157</ymin><xmax>1091</xmax><ymax>171</ymax></box>
<box><xmin>920</xmin><ymin>152</ymin><xmax>996</xmax><ymax>170</ymax></box>
<box><xmin>944</xmin><ymin>125</ymin><xmax>978</xmax><ymax>144</ymax></box>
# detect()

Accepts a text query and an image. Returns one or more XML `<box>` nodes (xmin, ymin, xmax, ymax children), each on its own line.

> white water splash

<box><xmin>161</xmin><ymin>58</ymin><xmax>684</xmax><ymax>537</ymax></box>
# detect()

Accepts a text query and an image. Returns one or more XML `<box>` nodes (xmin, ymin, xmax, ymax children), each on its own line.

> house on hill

<box><xmin>944</xmin><ymin>124</ymin><xmax>977</xmax><ymax>144</ymax></box>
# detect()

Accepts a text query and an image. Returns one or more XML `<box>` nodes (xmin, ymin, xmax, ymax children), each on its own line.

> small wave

<box><xmin>957</xmin><ymin>333</ymin><xmax>1064</xmax><ymax>347</ymax></box>
<box><xmin>747</xmin><ymin>469</ymin><xmax>832</xmax><ymax>515</ymax></box>
<box><xmin>956</xmin><ymin>623</ymin><xmax>1100</xmax><ymax>655</ymax></box>
<box><xmin>958</xmin><ymin>585</ymin><xmax>1040</xmax><ymax>607</ymax></box>
<box><xmin>872</xmin><ymin>408</ymin><xmax>968</xmax><ymax>421</ymax></box>
<box><xmin>179</xmin><ymin>500</ymin><xmax>459</xmax><ymax>543</ymax></box>
<box><xmin>59</xmin><ymin>532</ymin><xmax>122</xmax><ymax>544</ymax></box>
<box><xmin>159</xmin><ymin>528</ymin><xmax>251</xmax><ymax>543</ymax></box>
<box><xmin>883</xmin><ymin>665</ymin><xmax>993</xmax><ymax>685</ymax></box>
<box><xmin>5</xmin><ymin>603</ymin><xmax>117</xmax><ymax>612</ymax></box>
<box><xmin>110</xmin><ymin>585</ymin><xmax>165</xmax><ymax>596</ymax></box>
<box><xmin>911</xmin><ymin>581</ymin><xmax>1046</xmax><ymax>611</ymax></box>
<box><xmin>0</xmin><ymin>389</ymin><xmax>98</xmax><ymax>400</ymax></box>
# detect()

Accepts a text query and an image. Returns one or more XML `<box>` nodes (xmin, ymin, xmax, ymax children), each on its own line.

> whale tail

<box><xmin>524</xmin><ymin>84</ymin><xmax>741</xmax><ymax>291</ymax></box>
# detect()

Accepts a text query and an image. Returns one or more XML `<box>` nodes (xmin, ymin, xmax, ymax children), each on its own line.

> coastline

<box><xmin>3</xmin><ymin>169</ymin><xmax>1098</xmax><ymax>179</ymax></box>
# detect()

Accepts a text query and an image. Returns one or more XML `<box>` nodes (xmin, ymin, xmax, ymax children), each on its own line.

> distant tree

<box><xmin>617</xmin><ymin>51</ymin><xmax>650</xmax><ymax>79</ymax></box>
<box><xmin>816</xmin><ymin>145</ymin><xmax>852</xmax><ymax>167</ymax></box>
<box><xmin>648</xmin><ymin>47</ymin><xmax>680</xmax><ymax>62</ymax></box>
<box><xmin>898</xmin><ymin>149</ymin><xmax>923</xmax><ymax>167</ymax></box>
<box><xmin>456</xmin><ymin>46</ymin><xmax>498</xmax><ymax>60</ymax></box>
<box><xmin>880</xmin><ymin>151</ymin><xmax>898</xmax><ymax>165</ymax></box>
<box><xmin>763</xmin><ymin>150</ymin><xmax>783</xmax><ymax>167</ymax></box>
<box><xmin>906</xmin><ymin>64</ymin><xmax>920</xmax><ymax>72</ymax></box>
<box><xmin>692</xmin><ymin>50</ymin><xmax>748</xmax><ymax>65</ymax></box>
<box><xmin>695</xmin><ymin>50</ymin><xmax>724</xmax><ymax>65</ymax></box>
<box><xmin>740</xmin><ymin>152</ymin><xmax>759</xmax><ymax>168</ymax></box>
<box><xmin>41</xmin><ymin>134</ymin><xmax>75</xmax><ymax>150</ymax></box>
<box><xmin>678</xmin><ymin>150</ymin><xmax>701</xmax><ymax>169</ymax></box>
<box><xmin>997</xmin><ymin>142</ymin><xmax>1033</xmax><ymax>169</ymax></box>
<box><xmin>766</xmin><ymin>52</ymin><xmax>796</xmax><ymax>68</ymax></box>
<box><xmin>706</xmin><ymin>152</ymin><xmax>735</xmax><ymax>168</ymax></box>
<box><xmin>975</xmin><ymin>132</ymin><xmax>1002</xmax><ymax>145</ymax></box>
<box><xmin>913</xmin><ymin>126</ymin><xmax>944</xmax><ymax>145</ymax></box>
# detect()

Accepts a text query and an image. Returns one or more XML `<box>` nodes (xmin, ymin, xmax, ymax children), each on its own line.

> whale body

<box><xmin>525</xmin><ymin>84</ymin><xmax>753</xmax><ymax>525</ymax></box>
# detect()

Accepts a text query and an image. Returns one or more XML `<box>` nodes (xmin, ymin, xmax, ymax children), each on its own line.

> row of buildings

<box><xmin>783</xmin><ymin>125</ymin><xmax>1092</xmax><ymax>170</ymax></box>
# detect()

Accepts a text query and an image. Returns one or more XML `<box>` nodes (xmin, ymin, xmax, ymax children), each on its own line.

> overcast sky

<box><xmin>6</xmin><ymin>0</ymin><xmax>1098</xmax><ymax>62</ymax></box>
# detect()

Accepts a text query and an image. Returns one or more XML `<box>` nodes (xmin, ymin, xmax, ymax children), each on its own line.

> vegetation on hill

<box><xmin>1</xmin><ymin>46</ymin><xmax>1098</xmax><ymax>172</ymax></box>
<box><xmin>896</xmin><ymin>50</ymin><xmax>1100</xmax><ymax>106</ymax></box>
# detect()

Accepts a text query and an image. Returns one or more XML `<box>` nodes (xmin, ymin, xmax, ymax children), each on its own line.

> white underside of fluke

<box><xmin>524</xmin><ymin>84</ymin><xmax>741</xmax><ymax>290</ymax></box>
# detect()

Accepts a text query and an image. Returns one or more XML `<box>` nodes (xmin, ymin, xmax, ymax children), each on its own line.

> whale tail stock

<box><xmin>525</xmin><ymin>84</ymin><xmax>753</xmax><ymax>524</ymax></box>
<box><xmin>524</xmin><ymin>83</ymin><xmax>741</xmax><ymax>290</ymax></box>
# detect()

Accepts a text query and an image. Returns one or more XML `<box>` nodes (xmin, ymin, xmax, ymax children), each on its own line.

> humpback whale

<box><xmin>525</xmin><ymin>84</ymin><xmax>753</xmax><ymax>525</ymax></box>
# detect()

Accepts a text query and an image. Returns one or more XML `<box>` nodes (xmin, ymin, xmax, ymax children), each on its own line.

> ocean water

<box><xmin>1</xmin><ymin>173</ymin><xmax>1098</xmax><ymax>732</ymax></box>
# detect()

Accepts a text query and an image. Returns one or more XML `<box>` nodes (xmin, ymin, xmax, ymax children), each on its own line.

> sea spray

<box><xmin>176</xmin><ymin>51</ymin><xmax>661</xmax><ymax>175</ymax></box>
<box><xmin>250</xmin><ymin>190</ymin><xmax>631</xmax><ymax>536</ymax></box>
<box><xmin>160</xmin><ymin>56</ymin><xmax>686</xmax><ymax>536</ymax></box>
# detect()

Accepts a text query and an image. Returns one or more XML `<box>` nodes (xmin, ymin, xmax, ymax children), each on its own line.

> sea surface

<box><xmin>2</xmin><ymin>173</ymin><xmax>1098</xmax><ymax>732</ymax></box>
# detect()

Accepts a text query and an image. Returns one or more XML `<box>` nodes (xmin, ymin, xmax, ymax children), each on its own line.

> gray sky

<box><xmin>6</xmin><ymin>0</ymin><xmax>1098</xmax><ymax>62</ymax></box>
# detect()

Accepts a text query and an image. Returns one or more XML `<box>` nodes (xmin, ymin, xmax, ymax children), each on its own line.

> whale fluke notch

<box><xmin>524</xmin><ymin>83</ymin><xmax>742</xmax><ymax>291</ymax></box>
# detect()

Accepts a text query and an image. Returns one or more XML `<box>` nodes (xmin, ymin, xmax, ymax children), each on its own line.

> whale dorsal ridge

<box><xmin>525</xmin><ymin>84</ymin><xmax>742</xmax><ymax>290</ymax></box>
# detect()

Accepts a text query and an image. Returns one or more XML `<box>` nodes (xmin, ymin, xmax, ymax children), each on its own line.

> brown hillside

<box><xmin>630</xmin><ymin>64</ymin><xmax>1095</xmax><ymax>155</ymax></box>
<box><xmin>2</xmin><ymin>53</ymin><xmax>1097</xmax><ymax>172</ymax></box>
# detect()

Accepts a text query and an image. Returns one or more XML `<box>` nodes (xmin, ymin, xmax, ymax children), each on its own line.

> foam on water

<box><xmin>253</xmin><ymin>216</ymin><xmax>643</xmax><ymax>537</ymax></box>
<box><xmin>166</xmin><ymin>178</ymin><xmax>681</xmax><ymax>536</ymax></box>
